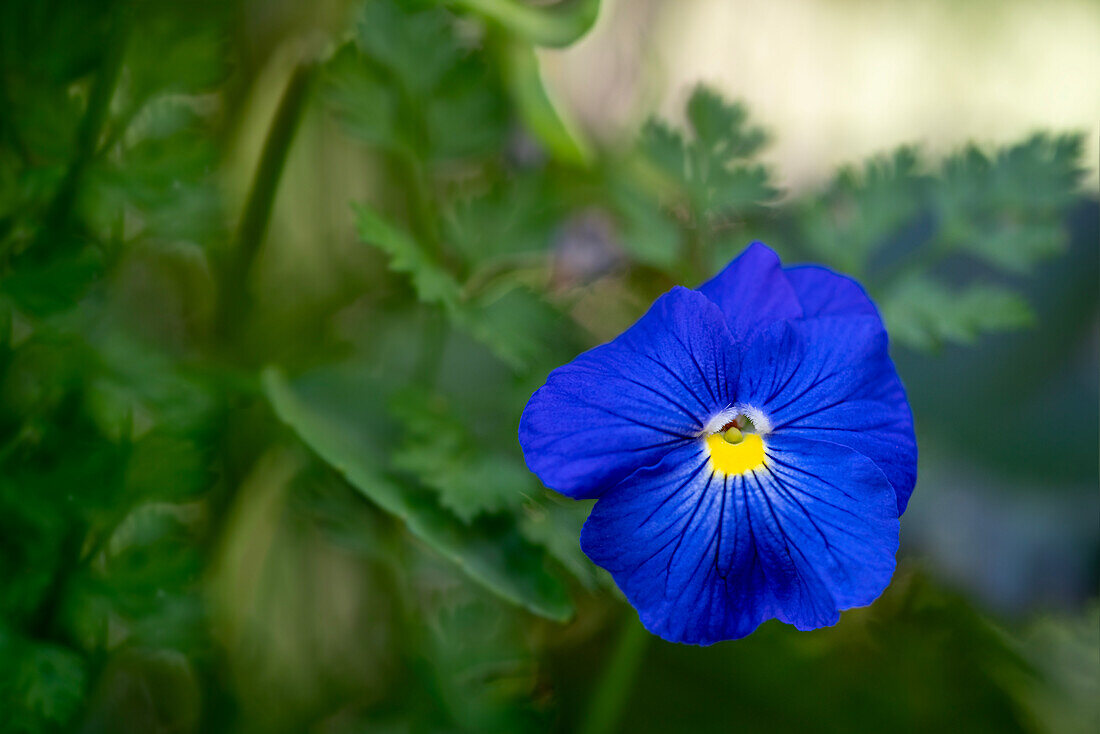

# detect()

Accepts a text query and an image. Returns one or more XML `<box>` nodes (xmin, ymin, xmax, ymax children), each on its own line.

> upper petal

<box><xmin>580</xmin><ymin>435</ymin><xmax>899</xmax><ymax>645</ymax></box>
<box><xmin>737</xmin><ymin>316</ymin><xmax>917</xmax><ymax>513</ymax></box>
<box><xmin>519</xmin><ymin>286</ymin><xmax>739</xmax><ymax>499</ymax></box>
<box><xmin>698</xmin><ymin>242</ymin><xmax>803</xmax><ymax>343</ymax></box>
<box><xmin>784</xmin><ymin>264</ymin><xmax>881</xmax><ymax>320</ymax></box>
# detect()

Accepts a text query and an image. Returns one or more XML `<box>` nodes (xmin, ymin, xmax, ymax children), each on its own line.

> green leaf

<box><xmin>443</xmin><ymin>174</ymin><xmax>560</xmax><ymax>269</ymax></box>
<box><xmin>792</xmin><ymin>135</ymin><xmax>1083</xmax><ymax>278</ymax></box>
<box><xmin>450</xmin><ymin>0</ymin><xmax>602</xmax><ymax>48</ymax></box>
<box><xmin>609</xmin><ymin>180</ymin><xmax>680</xmax><ymax>269</ymax></box>
<box><xmin>426</xmin><ymin>57</ymin><xmax>510</xmax><ymax>160</ymax></box>
<box><xmin>355</xmin><ymin>204</ymin><xmax>575</xmax><ymax>372</ymax></box>
<box><xmin>0</xmin><ymin>636</ymin><xmax>88</xmax><ymax>728</ymax></box>
<box><xmin>340</xmin><ymin>2</ymin><xmax>512</xmax><ymax>162</ymax></box>
<box><xmin>322</xmin><ymin>42</ymin><xmax>400</xmax><ymax>149</ymax></box>
<box><xmin>639</xmin><ymin>120</ymin><xmax>687</xmax><ymax>184</ymax></box>
<box><xmin>795</xmin><ymin>147</ymin><xmax>927</xmax><ymax>275</ymax></box>
<box><xmin>357</xmin><ymin>0</ymin><xmax>459</xmax><ymax>96</ymax></box>
<box><xmin>263</xmin><ymin>365</ymin><xmax>574</xmax><ymax>622</ymax></box>
<box><xmin>934</xmin><ymin>134</ymin><xmax>1084</xmax><ymax>273</ymax></box>
<box><xmin>123</xmin><ymin>432</ymin><xmax>210</xmax><ymax>502</ymax></box>
<box><xmin>389</xmin><ymin>389</ymin><xmax>531</xmax><ymax>522</ymax></box>
<box><xmin>640</xmin><ymin>86</ymin><xmax>777</xmax><ymax>228</ymax></box>
<box><xmin>455</xmin><ymin>283</ymin><xmax>579</xmax><ymax>372</ymax></box>
<box><xmin>519</xmin><ymin>494</ymin><xmax>601</xmax><ymax>589</ymax></box>
<box><xmin>1</xmin><ymin>247</ymin><xmax>104</xmax><ymax>315</ymax></box>
<box><xmin>354</xmin><ymin>202</ymin><xmax>461</xmax><ymax>308</ymax></box>
<box><xmin>118</xmin><ymin>3</ymin><xmax>227</xmax><ymax>104</ymax></box>
<box><xmin>421</xmin><ymin>594</ymin><xmax>546</xmax><ymax>732</ymax></box>
<box><xmin>878</xmin><ymin>275</ymin><xmax>1035</xmax><ymax>350</ymax></box>
<box><xmin>686</xmin><ymin>87</ymin><xmax>767</xmax><ymax>162</ymax></box>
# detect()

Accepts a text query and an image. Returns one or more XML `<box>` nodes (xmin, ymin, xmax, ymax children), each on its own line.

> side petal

<box><xmin>737</xmin><ymin>316</ymin><xmax>917</xmax><ymax>513</ymax></box>
<box><xmin>750</xmin><ymin>435</ymin><xmax>899</xmax><ymax>627</ymax></box>
<box><xmin>580</xmin><ymin>436</ymin><xmax>899</xmax><ymax>645</ymax></box>
<box><xmin>519</xmin><ymin>287</ymin><xmax>739</xmax><ymax>499</ymax></box>
<box><xmin>784</xmin><ymin>264</ymin><xmax>881</xmax><ymax>320</ymax></box>
<box><xmin>698</xmin><ymin>242</ymin><xmax>803</xmax><ymax>343</ymax></box>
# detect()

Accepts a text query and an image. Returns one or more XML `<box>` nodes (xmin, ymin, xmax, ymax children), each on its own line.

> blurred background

<box><xmin>0</xmin><ymin>0</ymin><xmax>1096</xmax><ymax>732</ymax></box>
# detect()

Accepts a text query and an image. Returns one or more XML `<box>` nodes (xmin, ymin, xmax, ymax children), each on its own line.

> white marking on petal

<box><xmin>735</xmin><ymin>404</ymin><xmax>772</xmax><ymax>435</ymax></box>
<box><xmin>701</xmin><ymin>407</ymin><xmax>739</xmax><ymax>436</ymax></box>
<box><xmin>700</xmin><ymin>405</ymin><xmax>772</xmax><ymax>436</ymax></box>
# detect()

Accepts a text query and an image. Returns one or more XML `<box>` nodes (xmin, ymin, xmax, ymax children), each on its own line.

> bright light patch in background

<box><xmin>542</xmin><ymin>0</ymin><xmax>1100</xmax><ymax>191</ymax></box>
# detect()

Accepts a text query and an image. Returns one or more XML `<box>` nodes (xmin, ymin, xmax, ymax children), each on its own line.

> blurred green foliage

<box><xmin>0</xmin><ymin>0</ymin><xmax>1094</xmax><ymax>732</ymax></box>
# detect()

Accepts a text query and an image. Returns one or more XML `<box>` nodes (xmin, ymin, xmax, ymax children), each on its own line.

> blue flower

<box><xmin>519</xmin><ymin>242</ymin><xmax>917</xmax><ymax>644</ymax></box>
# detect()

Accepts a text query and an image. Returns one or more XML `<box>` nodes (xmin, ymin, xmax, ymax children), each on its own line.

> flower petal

<box><xmin>784</xmin><ymin>264</ymin><xmax>881</xmax><ymax>319</ymax></box>
<box><xmin>519</xmin><ymin>286</ymin><xmax>739</xmax><ymax>499</ymax></box>
<box><xmin>580</xmin><ymin>443</ymin><xmax>773</xmax><ymax>643</ymax></box>
<box><xmin>754</xmin><ymin>434</ymin><xmax>899</xmax><ymax>621</ymax></box>
<box><xmin>580</xmin><ymin>436</ymin><xmax>898</xmax><ymax>644</ymax></box>
<box><xmin>737</xmin><ymin>316</ymin><xmax>917</xmax><ymax>513</ymax></box>
<box><xmin>698</xmin><ymin>242</ymin><xmax>803</xmax><ymax>343</ymax></box>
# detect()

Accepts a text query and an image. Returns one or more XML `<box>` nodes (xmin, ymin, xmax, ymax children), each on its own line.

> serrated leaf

<box><xmin>1</xmin><ymin>247</ymin><xmax>104</xmax><ymax>315</ymax></box>
<box><xmin>119</xmin><ymin>3</ymin><xmax>227</xmax><ymax>104</ymax></box>
<box><xmin>519</xmin><ymin>495</ymin><xmax>601</xmax><ymax>589</ymax></box>
<box><xmin>357</xmin><ymin>0</ymin><xmax>459</xmax><ymax>96</ymax></box>
<box><xmin>639</xmin><ymin>120</ymin><xmax>686</xmax><ymax>182</ymax></box>
<box><xmin>796</xmin><ymin>146</ymin><xmax>927</xmax><ymax>274</ymax></box>
<box><xmin>263</xmin><ymin>366</ymin><xmax>574</xmax><ymax>621</ymax></box>
<box><xmin>323</xmin><ymin>43</ymin><xmax>399</xmax><ymax>149</ymax></box>
<box><xmin>426</xmin><ymin>56</ymin><xmax>509</xmax><ymax>160</ymax></box>
<box><xmin>389</xmin><ymin>389</ymin><xmax>531</xmax><ymax>522</ymax></box>
<box><xmin>935</xmin><ymin>134</ymin><xmax>1084</xmax><ymax>273</ymax></box>
<box><xmin>610</xmin><ymin>180</ymin><xmax>680</xmax><ymax>269</ymax></box>
<box><xmin>792</xmin><ymin>133</ymin><xmax>1082</xmax><ymax>287</ymax></box>
<box><xmin>4</xmin><ymin>638</ymin><xmax>88</xmax><ymax>727</ymax></box>
<box><xmin>686</xmin><ymin>88</ymin><xmax>766</xmax><ymax>161</ymax></box>
<box><xmin>354</xmin><ymin>203</ymin><xmax>460</xmax><ymax>307</ymax></box>
<box><xmin>443</xmin><ymin>174</ymin><xmax>560</xmax><ymax>268</ymax></box>
<box><xmin>455</xmin><ymin>283</ymin><xmax>578</xmax><ymax>372</ymax></box>
<box><xmin>640</xmin><ymin>86</ymin><xmax>777</xmax><ymax>228</ymax></box>
<box><xmin>355</xmin><ymin>205</ymin><xmax>574</xmax><ymax>371</ymax></box>
<box><xmin>879</xmin><ymin>276</ymin><xmax>1035</xmax><ymax>350</ymax></box>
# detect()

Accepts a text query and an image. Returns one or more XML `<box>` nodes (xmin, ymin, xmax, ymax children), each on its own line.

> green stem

<box><xmin>684</xmin><ymin>220</ymin><xmax>708</xmax><ymax>284</ymax></box>
<box><xmin>217</xmin><ymin>62</ymin><xmax>317</xmax><ymax>348</ymax></box>
<box><xmin>451</xmin><ymin>0</ymin><xmax>601</xmax><ymax>48</ymax></box>
<box><xmin>579</xmin><ymin>615</ymin><xmax>650</xmax><ymax>734</ymax></box>
<box><xmin>32</xmin><ymin>9</ymin><xmax>129</xmax><ymax>256</ymax></box>
<box><xmin>414</xmin><ymin>309</ymin><xmax>448</xmax><ymax>387</ymax></box>
<box><xmin>389</xmin><ymin>147</ymin><xmax>442</xmax><ymax>258</ymax></box>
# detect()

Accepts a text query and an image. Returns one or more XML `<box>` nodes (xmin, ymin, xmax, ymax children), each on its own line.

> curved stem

<box><xmin>217</xmin><ymin>61</ymin><xmax>317</xmax><ymax>351</ymax></box>
<box><xmin>451</xmin><ymin>0</ymin><xmax>601</xmax><ymax>48</ymax></box>
<box><xmin>33</xmin><ymin>8</ymin><xmax>129</xmax><ymax>256</ymax></box>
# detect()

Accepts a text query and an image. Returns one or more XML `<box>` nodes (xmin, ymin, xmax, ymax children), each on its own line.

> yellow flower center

<box><xmin>705</xmin><ymin>430</ymin><xmax>766</xmax><ymax>476</ymax></box>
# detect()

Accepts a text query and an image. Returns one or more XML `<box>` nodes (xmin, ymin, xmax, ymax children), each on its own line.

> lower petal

<box><xmin>750</xmin><ymin>434</ymin><xmax>900</xmax><ymax>627</ymax></box>
<box><xmin>581</xmin><ymin>444</ymin><xmax>776</xmax><ymax>643</ymax></box>
<box><xmin>580</xmin><ymin>435</ymin><xmax>899</xmax><ymax>644</ymax></box>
